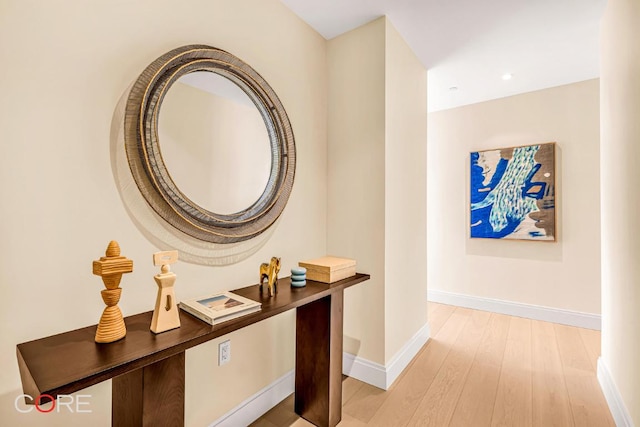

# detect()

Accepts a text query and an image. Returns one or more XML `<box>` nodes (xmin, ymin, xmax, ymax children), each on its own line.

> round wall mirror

<box><xmin>124</xmin><ymin>45</ymin><xmax>296</xmax><ymax>243</ymax></box>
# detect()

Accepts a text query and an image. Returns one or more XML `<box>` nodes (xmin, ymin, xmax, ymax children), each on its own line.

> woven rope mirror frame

<box><xmin>124</xmin><ymin>45</ymin><xmax>296</xmax><ymax>243</ymax></box>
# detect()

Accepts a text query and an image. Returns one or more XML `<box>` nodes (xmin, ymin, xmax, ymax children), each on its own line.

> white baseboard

<box><xmin>343</xmin><ymin>321</ymin><xmax>431</xmax><ymax>390</ymax></box>
<box><xmin>210</xmin><ymin>370</ymin><xmax>294</xmax><ymax>427</ymax></box>
<box><xmin>210</xmin><ymin>322</ymin><xmax>430</xmax><ymax>424</ymax></box>
<box><xmin>427</xmin><ymin>289</ymin><xmax>601</xmax><ymax>330</ymax></box>
<box><xmin>343</xmin><ymin>352</ymin><xmax>387</xmax><ymax>389</ymax></box>
<box><xmin>597</xmin><ymin>358</ymin><xmax>635</xmax><ymax>427</ymax></box>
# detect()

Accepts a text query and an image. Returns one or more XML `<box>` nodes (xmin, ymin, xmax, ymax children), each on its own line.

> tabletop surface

<box><xmin>16</xmin><ymin>273</ymin><xmax>370</xmax><ymax>398</ymax></box>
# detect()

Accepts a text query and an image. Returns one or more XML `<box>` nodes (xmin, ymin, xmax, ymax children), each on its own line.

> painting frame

<box><xmin>469</xmin><ymin>142</ymin><xmax>556</xmax><ymax>241</ymax></box>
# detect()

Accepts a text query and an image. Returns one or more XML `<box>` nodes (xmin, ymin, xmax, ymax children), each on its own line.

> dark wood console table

<box><xmin>16</xmin><ymin>273</ymin><xmax>370</xmax><ymax>427</ymax></box>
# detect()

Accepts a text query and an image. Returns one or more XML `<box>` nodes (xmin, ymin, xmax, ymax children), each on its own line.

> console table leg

<box><xmin>295</xmin><ymin>291</ymin><xmax>344</xmax><ymax>427</ymax></box>
<box><xmin>112</xmin><ymin>352</ymin><xmax>185</xmax><ymax>427</ymax></box>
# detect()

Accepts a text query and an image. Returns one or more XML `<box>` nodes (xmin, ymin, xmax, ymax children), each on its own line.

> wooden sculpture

<box><xmin>92</xmin><ymin>241</ymin><xmax>133</xmax><ymax>343</ymax></box>
<box><xmin>150</xmin><ymin>250</ymin><xmax>181</xmax><ymax>334</ymax></box>
<box><xmin>259</xmin><ymin>257</ymin><xmax>281</xmax><ymax>297</ymax></box>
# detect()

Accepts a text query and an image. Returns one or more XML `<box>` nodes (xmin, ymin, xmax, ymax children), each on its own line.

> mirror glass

<box><xmin>158</xmin><ymin>71</ymin><xmax>271</xmax><ymax>214</ymax></box>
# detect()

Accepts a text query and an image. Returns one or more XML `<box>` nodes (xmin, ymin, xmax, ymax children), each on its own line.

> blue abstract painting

<box><xmin>470</xmin><ymin>143</ymin><xmax>555</xmax><ymax>240</ymax></box>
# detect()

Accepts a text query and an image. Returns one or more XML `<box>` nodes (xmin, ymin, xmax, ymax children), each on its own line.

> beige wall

<box><xmin>600</xmin><ymin>0</ymin><xmax>640</xmax><ymax>424</ymax></box>
<box><xmin>327</xmin><ymin>18</ymin><xmax>387</xmax><ymax>365</ymax></box>
<box><xmin>384</xmin><ymin>22</ymin><xmax>428</xmax><ymax>362</ymax></box>
<box><xmin>0</xmin><ymin>0</ymin><xmax>326</xmax><ymax>425</ymax></box>
<box><xmin>427</xmin><ymin>79</ymin><xmax>601</xmax><ymax>314</ymax></box>
<box><xmin>327</xmin><ymin>17</ymin><xmax>428</xmax><ymax>367</ymax></box>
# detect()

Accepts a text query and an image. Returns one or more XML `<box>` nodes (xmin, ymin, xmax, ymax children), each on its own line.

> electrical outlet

<box><xmin>218</xmin><ymin>340</ymin><xmax>231</xmax><ymax>366</ymax></box>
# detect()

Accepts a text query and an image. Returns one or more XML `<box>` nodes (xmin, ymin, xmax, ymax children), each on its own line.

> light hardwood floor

<box><xmin>251</xmin><ymin>302</ymin><xmax>614</xmax><ymax>427</ymax></box>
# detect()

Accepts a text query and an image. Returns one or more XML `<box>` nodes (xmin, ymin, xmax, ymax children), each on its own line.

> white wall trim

<box><xmin>343</xmin><ymin>352</ymin><xmax>387</xmax><ymax>390</ymax></box>
<box><xmin>210</xmin><ymin>370</ymin><xmax>294</xmax><ymax>427</ymax></box>
<box><xmin>343</xmin><ymin>321</ymin><xmax>431</xmax><ymax>390</ymax></box>
<box><xmin>385</xmin><ymin>321</ymin><xmax>431</xmax><ymax>389</ymax></box>
<box><xmin>428</xmin><ymin>289</ymin><xmax>601</xmax><ymax>330</ymax></box>
<box><xmin>597</xmin><ymin>357</ymin><xmax>635</xmax><ymax>427</ymax></box>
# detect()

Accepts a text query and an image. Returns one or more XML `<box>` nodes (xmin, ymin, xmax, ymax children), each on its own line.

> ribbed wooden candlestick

<box><xmin>92</xmin><ymin>241</ymin><xmax>133</xmax><ymax>343</ymax></box>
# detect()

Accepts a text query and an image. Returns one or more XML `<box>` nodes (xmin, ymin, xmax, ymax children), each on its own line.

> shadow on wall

<box><xmin>343</xmin><ymin>335</ymin><xmax>362</xmax><ymax>357</ymax></box>
<box><xmin>465</xmin><ymin>144</ymin><xmax>564</xmax><ymax>262</ymax></box>
<box><xmin>466</xmin><ymin>238</ymin><xmax>563</xmax><ymax>261</ymax></box>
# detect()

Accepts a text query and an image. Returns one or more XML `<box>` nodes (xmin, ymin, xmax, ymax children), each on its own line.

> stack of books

<box><xmin>179</xmin><ymin>292</ymin><xmax>261</xmax><ymax>325</ymax></box>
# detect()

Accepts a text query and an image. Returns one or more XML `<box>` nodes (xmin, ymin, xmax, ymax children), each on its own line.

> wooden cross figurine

<box><xmin>92</xmin><ymin>241</ymin><xmax>133</xmax><ymax>343</ymax></box>
<box><xmin>150</xmin><ymin>250</ymin><xmax>181</xmax><ymax>334</ymax></box>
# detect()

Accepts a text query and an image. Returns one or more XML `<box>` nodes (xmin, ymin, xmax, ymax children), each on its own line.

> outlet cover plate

<box><xmin>219</xmin><ymin>340</ymin><xmax>230</xmax><ymax>366</ymax></box>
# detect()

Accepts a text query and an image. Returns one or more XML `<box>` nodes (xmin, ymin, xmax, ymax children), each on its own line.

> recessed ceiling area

<box><xmin>281</xmin><ymin>0</ymin><xmax>606</xmax><ymax>111</ymax></box>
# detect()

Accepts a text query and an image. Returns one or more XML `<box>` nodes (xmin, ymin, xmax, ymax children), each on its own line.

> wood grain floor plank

<box><xmin>491</xmin><ymin>316</ymin><xmax>533</xmax><ymax>427</ymax></box>
<box><xmin>249</xmin><ymin>417</ymin><xmax>280</xmax><ymax>427</ymax></box>
<box><xmin>248</xmin><ymin>393</ymin><xmax>300</xmax><ymax>427</ymax></box>
<box><xmin>427</xmin><ymin>303</ymin><xmax>457</xmax><ymax>337</ymax></box>
<box><xmin>252</xmin><ymin>304</ymin><xmax>613</xmax><ymax>427</ymax></box>
<box><xmin>578</xmin><ymin>328</ymin><xmax>601</xmax><ymax>372</ymax></box>
<box><xmin>427</xmin><ymin>301</ymin><xmax>439</xmax><ymax>313</ymax></box>
<box><xmin>342</xmin><ymin>382</ymin><xmax>388</xmax><ymax>424</ymax></box>
<box><xmin>290</xmin><ymin>418</ymin><xmax>315</xmax><ymax>427</ymax></box>
<box><xmin>343</xmin><ymin>375</ymin><xmax>365</xmax><ymax>405</ymax></box>
<box><xmin>448</xmin><ymin>312</ymin><xmax>510</xmax><ymax>427</ymax></box>
<box><xmin>531</xmin><ymin>320</ymin><xmax>574</xmax><ymax>427</ymax></box>
<box><xmin>367</xmin><ymin>307</ymin><xmax>473</xmax><ymax>426</ymax></box>
<box><xmin>406</xmin><ymin>309</ymin><xmax>491</xmax><ymax>426</ymax></box>
<box><xmin>337</xmin><ymin>413</ymin><xmax>369</xmax><ymax>426</ymax></box>
<box><xmin>554</xmin><ymin>324</ymin><xmax>615</xmax><ymax>427</ymax></box>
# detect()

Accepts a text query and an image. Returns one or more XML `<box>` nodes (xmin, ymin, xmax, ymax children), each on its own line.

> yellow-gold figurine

<box><xmin>259</xmin><ymin>257</ymin><xmax>281</xmax><ymax>297</ymax></box>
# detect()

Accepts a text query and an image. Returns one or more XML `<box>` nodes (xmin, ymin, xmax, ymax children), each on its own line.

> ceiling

<box><xmin>280</xmin><ymin>0</ymin><xmax>606</xmax><ymax>112</ymax></box>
